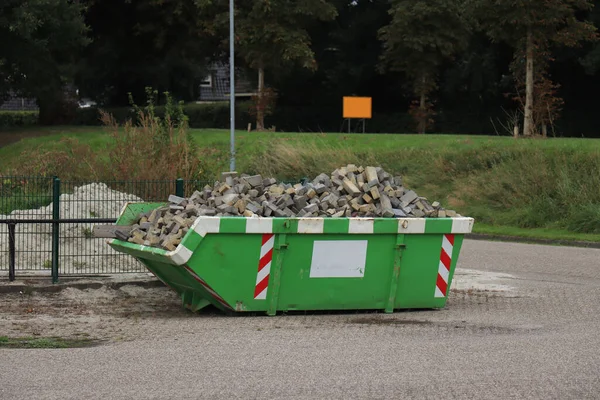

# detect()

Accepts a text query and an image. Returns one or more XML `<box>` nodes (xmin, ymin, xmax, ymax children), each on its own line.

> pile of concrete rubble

<box><xmin>124</xmin><ymin>165</ymin><xmax>459</xmax><ymax>250</ymax></box>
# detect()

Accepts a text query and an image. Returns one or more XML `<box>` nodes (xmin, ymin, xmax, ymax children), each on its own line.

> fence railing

<box><xmin>0</xmin><ymin>176</ymin><xmax>209</xmax><ymax>282</ymax></box>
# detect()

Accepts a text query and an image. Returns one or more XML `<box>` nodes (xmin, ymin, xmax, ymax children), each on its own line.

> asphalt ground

<box><xmin>1</xmin><ymin>239</ymin><xmax>599</xmax><ymax>399</ymax></box>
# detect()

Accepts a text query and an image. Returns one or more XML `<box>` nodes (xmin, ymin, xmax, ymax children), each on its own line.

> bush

<box><xmin>71</xmin><ymin>107</ymin><xmax>135</xmax><ymax>126</ymax></box>
<box><xmin>0</xmin><ymin>111</ymin><xmax>39</xmax><ymax>128</ymax></box>
<box><xmin>7</xmin><ymin>90</ymin><xmax>206</xmax><ymax>185</ymax></box>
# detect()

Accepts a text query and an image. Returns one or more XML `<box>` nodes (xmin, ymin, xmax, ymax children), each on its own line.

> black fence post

<box><xmin>51</xmin><ymin>177</ymin><xmax>60</xmax><ymax>283</ymax></box>
<box><xmin>8</xmin><ymin>223</ymin><xmax>16</xmax><ymax>282</ymax></box>
<box><xmin>176</xmin><ymin>178</ymin><xmax>184</xmax><ymax>197</ymax></box>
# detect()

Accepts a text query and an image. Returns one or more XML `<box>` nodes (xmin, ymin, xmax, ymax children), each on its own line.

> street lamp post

<box><xmin>229</xmin><ymin>0</ymin><xmax>236</xmax><ymax>172</ymax></box>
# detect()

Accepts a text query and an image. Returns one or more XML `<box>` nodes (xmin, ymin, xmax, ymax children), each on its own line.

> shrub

<box><xmin>0</xmin><ymin>111</ymin><xmax>39</xmax><ymax>128</ymax></box>
<box><xmin>71</xmin><ymin>101</ymin><xmax>254</xmax><ymax>130</ymax></box>
<box><xmin>6</xmin><ymin>90</ymin><xmax>206</xmax><ymax>186</ymax></box>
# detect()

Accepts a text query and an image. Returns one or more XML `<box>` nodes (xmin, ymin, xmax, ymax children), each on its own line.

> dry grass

<box><xmin>3</xmin><ymin>109</ymin><xmax>204</xmax><ymax>183</ymax></box>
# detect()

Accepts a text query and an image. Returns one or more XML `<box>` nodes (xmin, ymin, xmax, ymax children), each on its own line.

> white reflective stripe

<box><xmin>255</xmin><ymin>261</ymin><xmax>271</xmax><ymax>284</ymax></box>
<box><xmin>397</xmin><ymin>218</ymin><xmax>426</xmax><ymax>234</ymax></box>
<box><xmin>170</xmin><ymin>245</ymin><xmax>193</xmax><ymax>265</ymax></box>
<box><xmin>246</xmin><ymin>217</ymin><xmax>273</xmax><ymax>234</ymax></box>
<box><xmin>442</xmin><ymin>236</ymin><xmax>454</xmax><ymax>259</ymax></box>
<box><xmin>260</xmin><ymin>236</ymin><xmax>275</xmax><ymax>258</ymax></box>
<box><xmin>349</xmin><ymin>219</ymin><xmax>374</xmax><ymax>234</ymax></box>
<box><xmin>434</xmin><ymin>287</ymin><xmax>445</xmax><ymax>298</ymax></box>
<box><xmin>451</xmin><ymin>218</ymin><xmax>474</xmax><ymax>234</ymax></box>
<box><xmin>298</xmin><ymin>218</ymin><xmax>324</xmax><ymax>234</ymax></box>
<box><xmin>254</xmin><ymin>287</ymin><xmax>267</xmax><ymax>300</ymax></box>
<box><xmin>193</xmin><ymin>217</ymin><xmax>221</xmax><ymax>236</ymax></box>
<box><xmin>438</xmin><ymin>261</ymin><xmax>450</xmax><ymax>282</ymax></box>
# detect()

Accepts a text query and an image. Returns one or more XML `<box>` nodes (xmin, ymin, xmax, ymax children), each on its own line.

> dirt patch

<box><xmin>0</xmin><ymin>130</ymin><xmax>55</xmax><ymax>148</ymax></box>
<box><xmin>352</xmin><ymin>317</ymin><xmax>432</xmax><ymax>326</ymax></box>
<box><xmin>349</xmin><ymin>316</ymin><xmax>522</xmax><ymax>335</ymax></box>
<box><xmin>0</xmin><ymin>336</ymin><xmax>105</xmax><ymax>348</ymax></box>
<box><xmin>0</xmin><ymin>284</ymin><xmax>197</xmax><ymax>343</ymax></box>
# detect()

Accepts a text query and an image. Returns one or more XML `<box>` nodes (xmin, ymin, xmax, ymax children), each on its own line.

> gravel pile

<box><xmin>0</xmin><ymin>183</ymin><xmax>143</xmax><ymax>273</ymax></box>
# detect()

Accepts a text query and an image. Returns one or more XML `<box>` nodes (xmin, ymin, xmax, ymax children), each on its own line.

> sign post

<box><xmin>229</xmin><ymin>0</ymin><xmax>235</xmax><ymax>171</ymax></box>
<box><xmin>343</xmin><ymin>97</ymin><xmax>372</xmax><ymax>133</ymax></box>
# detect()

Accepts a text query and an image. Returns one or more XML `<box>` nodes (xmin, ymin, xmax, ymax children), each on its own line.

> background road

<box><xmin>1</xmin><ymin>239</ymin><xmax>599</xmax><ymax>399</ymax></box>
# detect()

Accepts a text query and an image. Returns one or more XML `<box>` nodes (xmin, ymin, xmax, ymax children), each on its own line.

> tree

<box><xmin>75</xmin><ymin>0</ymin><xmax>220</xmax><ymax>106</ymax></box>
<box><xmin>198</xmin><ymin>0</ymin><xmax>337</xmax><ymax>130</ymax></box>
<box><xmin>470</xmin><ymin>0</ymin><xmax>598</xmax><ymax>137</ymax></box>
<box><xmin>0</xmin><ymin>0</ymin><xmax>89</xmax><ymax>124</ymax></box>
<box><xmin>378</xmin><ymin>0</ymin><xmax>470</xmax><ymax>133</ymax></box>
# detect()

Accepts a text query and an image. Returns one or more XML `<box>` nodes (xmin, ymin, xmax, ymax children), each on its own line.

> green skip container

<box><xmin>109</xmin><ymin>202</ymin><xmax>474</xmax><ymax>315</ymax></box>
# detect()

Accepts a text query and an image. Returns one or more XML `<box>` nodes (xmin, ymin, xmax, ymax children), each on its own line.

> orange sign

<box><xmin>343</xmin><ymin>97</ymin><xmax>372</xmax><ymax>119</ymax></box>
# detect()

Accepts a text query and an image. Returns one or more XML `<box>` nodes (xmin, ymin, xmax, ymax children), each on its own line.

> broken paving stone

<box><xmin>400</xmin><ymin>190</ymin><xmax>419</xmax><ymax>206</ymax></box>
<box><xmin>342</xmin><ymin>178</ymin><xmax>361</xmax><ymax>196</ymax></box>
<box><xmin>365</xmin><ymin>167</ymin><xmax>379</xmax><ymax>186</ymax></box>
<box><xmin>370</xmin><ymin>186</ymin><xmax>381</xmax><ymax>200</ymax></box>
<box><xmin>392</xmin><ymin>208</ymin><xmax>407</xmax><ymax>218</ymax></box>
<box><xmin>130</xmin><ymin>165</ymin><xmax>457</xmax><ymax>250</ymax></box>
<box><xmin>168</xmin><ymin>195</ymin><xmax>186</xmax><ymax>205</ymax></box>
<box><xmin>243</xmin><ymin>174</ymin><xmax>263</xmax><ymax>187</ymax></box>
<box><xmin>303</xmin><ymin>203</ymin><xmax>319</xmax><ymax>214</ymax></box>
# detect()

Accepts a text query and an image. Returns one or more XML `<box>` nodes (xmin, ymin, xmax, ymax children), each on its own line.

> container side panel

<box><xmin>396</xmin><ymin>230</ymin><xmax>464</xmax><ymax>308</ymax></box>
<box><xmin>277</xmin><ymin>234</ymin><xmax>396</xmax><ymax>311</ymax></box>
<box><xmin>396</xmin><ymin>234</ymin><xmax>451</xmax><ymax>308</ymax></box>
<box><xmin>445</xmin><ymin>234</ymin><xmax>464</xmax><ymax>298</ymax></box>
<box><xmin>133</xmin><ymin>258</ymin><xmax>218</xmax><ymax>311</ymax></box>
<box><xmin>186</xmin><ymin>233</ymin><xmax>268</xmax><ymax>312</ymax></box>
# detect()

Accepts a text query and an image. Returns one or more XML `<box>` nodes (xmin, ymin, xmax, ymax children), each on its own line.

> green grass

<box><xmin>472</xmin><ymin>224</ymin><xmax>600</xmax><ymax>244</ymax></box>
<box><xmin>0</xmin><ymin>336</ymin><xmax>101</xmax><ymax>349</ymax></box>
<box><xmin>2</xmin><ymin>126</ymin><xmax>600</xmax><ymax>243</ymax></box>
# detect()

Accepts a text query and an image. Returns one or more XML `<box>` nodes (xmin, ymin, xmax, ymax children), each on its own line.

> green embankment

<box><xmin>1</xmin><ymin>127</ymin><xmax>599</xmax><ymax>243</ymax></box>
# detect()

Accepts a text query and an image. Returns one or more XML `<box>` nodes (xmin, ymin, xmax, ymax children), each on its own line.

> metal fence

<box><xmin>0</xmin><ymin>176</ymin><xmax>209</xmax><ymax>282</ymax></box>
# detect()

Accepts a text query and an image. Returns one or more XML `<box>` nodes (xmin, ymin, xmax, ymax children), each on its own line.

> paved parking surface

<box><xmin>1</xmin><ymin>239</ymin><xmax>599</xmax><ymax>399</ymax></box>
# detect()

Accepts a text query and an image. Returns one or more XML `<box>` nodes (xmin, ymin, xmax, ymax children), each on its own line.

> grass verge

<box><xmin>471</xmin><ymin>224</ymin><xmax>600</xmax><ymax>245</ymax></box>
<box><xmin>1</xmin><ymin>126</ymin><xmax>599</xmax><ymax>241</ymax></box>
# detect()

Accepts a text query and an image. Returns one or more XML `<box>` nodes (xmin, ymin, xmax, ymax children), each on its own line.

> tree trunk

<box><xmin>419</xmin><ymin>88</ymin><xmax>426</xmax><ymax>134</ymax></box>
<box><xmin>415</xmin><ymin>74</ymin><xmax>429</xmax><ymax>134</ymax></box>
<box><xmin>523</xmin><ymin>29</ymin><xmax>535</xmax><ymax>137</ymax></box>
<box><xmin>542</xmin><ymin>124</ymin><xmax>547</xmax><ymax>138</ymax></box>
<box><xmin>256</xmin><ymin>66</ymin><xmax>265</xmax><ymax>131</ymax></box>
<box><xmin>38</xmin><ymin>93</ymin><xmax>72</xmax><ymax>125</ymax></box>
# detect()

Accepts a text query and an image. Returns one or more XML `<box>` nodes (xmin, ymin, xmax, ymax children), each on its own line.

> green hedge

<box><xmin>72</xmin><ymin>102</ymin><xmax>255</xmax><ymax>129</ymax></box>
<box><xmin>0</xmin><ymin>111</ymin><xmax>39</xmax><ymax>128</ymax></box>
<box><xmin>70</xmin><ymin>102</ymin><xmax>503</xmax><ymax>135</ymax></box>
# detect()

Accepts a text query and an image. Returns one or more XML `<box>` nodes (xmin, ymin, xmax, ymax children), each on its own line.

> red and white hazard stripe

<box><xmin>435</xmin><ymin>234</ymin><xmax>455</xmax><ymax>298</ymax></box>
<box><xmin>254</xmin><ymin>233</ymin><xmax>274</xmax><ymax>300</ymax></box>
<box><xmin>183</xmin><ymin>265</ymin><xmax>232</xmax><ymax>310</ymax></box>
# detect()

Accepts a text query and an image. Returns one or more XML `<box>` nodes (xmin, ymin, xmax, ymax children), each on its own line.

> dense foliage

<box><xmin>1</xmin><ymin>0</ymin><xmax>599</xmax><ymax>136</ymax></box>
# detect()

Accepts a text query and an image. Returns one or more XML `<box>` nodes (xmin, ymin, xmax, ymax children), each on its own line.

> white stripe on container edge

<box><xmin>298</xmin><ymin>218</ymin><xmax>324</xmax><ymax>234</ymax></box>
<box><xmin>451</xmin><ymin>218</ymin><xmax>473</xmax><ymax>234</ymax></box>
<box><xmin>170</xmin><ymin>245</ymin><xmax>193</xmax><ymax>266</ymax></box>
<box><xmin>349</xmin><ymin>219</ymin><xmax>374</xmax><ymax>234</ymax></box>
<box><xmin>397</xmin><ymin>218</ymin><xmax>426</xmax><ymax>234</ymax></box>
<box><xmin>246</xmin><ymin>217</ymin><xmax>273</xmax><ymax>234</ymax></box>
<box><xmin>193</xmin><ymin>217</ymin><xmax>221</xmax><ymax>237</ymax></box>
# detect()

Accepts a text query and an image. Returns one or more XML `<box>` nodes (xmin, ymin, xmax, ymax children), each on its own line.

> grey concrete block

<box><xmin>342</xmin><ymin>178</ymin><xmax>361</xmax><ymax>196</ymax></box>
<box><xmin>243</xmin><ymin>174</ymin><xmax>263</xmax><ymax>187</ymax></box>
<box><xmin>168</xmin><ymin>194</ymin><xmax>186</xmax><ymax>205</ymax></box>
<box><xmin>303</xmin><ymin>203</ymin><xmax>319</xmax><ymax>214</ymax></box>
<box><xmin>400</xmin><ymin>190</ymin><xmax>419</xmax><ymax>206</ymax></box>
